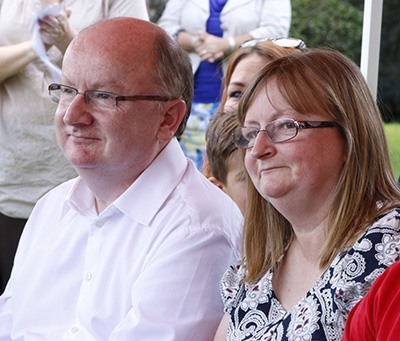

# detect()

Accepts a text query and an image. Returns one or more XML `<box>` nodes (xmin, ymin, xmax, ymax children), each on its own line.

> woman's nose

<box><xmin>249</xmin><ymin>130</ymin><xmax>275</xmax><ymax>158</ymax></box>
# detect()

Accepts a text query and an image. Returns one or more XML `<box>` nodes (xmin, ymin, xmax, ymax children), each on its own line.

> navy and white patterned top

<box><xmin>220</xmin><ymin>208</ymin><xmax>400</xmax><ymax>341</ymax></box>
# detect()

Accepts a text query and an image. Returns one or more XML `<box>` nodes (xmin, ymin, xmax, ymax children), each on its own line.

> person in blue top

<box><xmin>158</xmin><ymin>0</ymin><xmax>291</xmax><ymax>169</ymax></box>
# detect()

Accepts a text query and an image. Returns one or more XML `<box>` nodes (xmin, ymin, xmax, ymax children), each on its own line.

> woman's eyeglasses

<box><xmin>233</xmin><ymin>118</ymin><xmax>336</xmax><ymax>149</ymax></box>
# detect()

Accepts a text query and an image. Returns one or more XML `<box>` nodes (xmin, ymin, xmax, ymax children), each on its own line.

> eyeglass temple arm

<box><xmin>117</xmin><ymin>95</ymin><xmax>172</xmax><ymax>102</ymax></box>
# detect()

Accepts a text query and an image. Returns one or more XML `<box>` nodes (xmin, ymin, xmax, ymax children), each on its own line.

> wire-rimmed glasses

<box><xmin>233</xmin><ymin>118</ymin><xmax>337</xmax><ymax>149</ymax></box>
<box><xmin>240</xmin><ymin>37</ymin><xmax>306</xmax><ymax>50</ymax></box>
<box><xmin>48</xmin><ymin>83</ymin><xmax>176</xmax><ymax>110</ymax></box>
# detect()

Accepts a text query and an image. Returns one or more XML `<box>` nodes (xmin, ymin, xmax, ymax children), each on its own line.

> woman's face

<box><xmin>243</xmin><ymin>80</ymin><xmax>346</xmax><ymax>213</ymax></box>
<box><xmin>224</xmin><ymin>54</ymin><xmax>268</xmax><ymax>112</ymax></box>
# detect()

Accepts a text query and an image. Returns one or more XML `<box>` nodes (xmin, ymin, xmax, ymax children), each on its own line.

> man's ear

<box><xmin>157</xmin><ymin>99</ymin><xmax>186</xmax><ymax>140</ymax></box>
<box><xmin>208</xmin><ymin>176</ymin><xmax>224</xmax><ymax>191</ymax></box>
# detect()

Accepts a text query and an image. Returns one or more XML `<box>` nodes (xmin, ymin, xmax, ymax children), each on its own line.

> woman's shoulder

<box><xmin>329</xmin><ymin>208</ymin><xmax>400</xmax><ymax>310</ymax></box>
<box><xmin>220</xmin><ymin>260</ymin><xmax>274</xmax><ymax>313</ymax></box>
<box><xmin>353</xmin><ymin>207</ymin><xmax>400</xmax><ymax>245</ymax></box>
<box><xmin>220</xmin><ymin>262</ymin><xmax>247</xmax><ymax>312</ymax></box>
<box><xmin>369</xmin><ymin>207</ymin><xmax>400</xmax><ymax>230</ymax></box>
<box><xmin>342</xmin><ymin>207</ymin><xmax>400</xmax><ymax>264</ymax></box>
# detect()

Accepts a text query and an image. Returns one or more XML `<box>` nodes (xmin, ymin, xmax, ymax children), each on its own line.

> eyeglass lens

<box><xmin>236</xmin><ymin>120</ymin><xmax>298</xmax><ymax>148</ymax></box>
<box><xmin>49</xmin><ymin>84</ymin><xmax>117</xmax><ymax>110</ymax></box>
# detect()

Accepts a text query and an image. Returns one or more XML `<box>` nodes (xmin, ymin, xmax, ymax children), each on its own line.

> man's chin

<box><xmin>69</xmin><ymin>160</ymin><xmax>98</xmax><ymax>170</ymax></box>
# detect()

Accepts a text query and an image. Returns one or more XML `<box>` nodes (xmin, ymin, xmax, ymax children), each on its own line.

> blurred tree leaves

<box><xmin>290</xmin><ymin>0</ymin><xmax>363</xmax><ymax>63</ymax></box>
<box><xmin>291</xmin><ymin>0</ymin><xmax>400</xmax><ymax>121</ymax></box>
<box><xmin>377</xmin><ymin>0</ymin><xmax>400</xmax><ymax>121</ymax></box>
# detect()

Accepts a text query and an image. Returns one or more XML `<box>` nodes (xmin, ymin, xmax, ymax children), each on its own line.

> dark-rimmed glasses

<box><xmin>233</xmin><ymin>118</ymin><xmax>336</xmax><ymax>149</ymax></box>
<box><xmin>240</xmin><ymin>37</ymin><xmax>306</xmax><ymax>50</ymax></box>
<box><xmin>48</xmin><ymin>83</ymin><xmax>176</xmax><ymax>110</ymax></box>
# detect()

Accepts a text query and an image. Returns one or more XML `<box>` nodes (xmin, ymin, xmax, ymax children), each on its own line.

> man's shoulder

<box><xmin>163</xmin><ymin>171</ymin><xmax>243</xmax><ymax>259</ymax></box>
<box><xmin>173</xmin><ymin>167</ymin><xmax>243</xmax><ymax>230</ymax></box>
<box><xmin>179</xmin><ymin>167</ymin><xmax>240</xmax><ymax>209</ymax></box>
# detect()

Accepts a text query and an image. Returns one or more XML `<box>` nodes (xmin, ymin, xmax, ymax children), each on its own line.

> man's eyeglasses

<box><xmin>48</xmin><ymin>83</ymin><xmax>176</xmax><ymax>110</ymax></box>
<box><xmin>233</xmin><ymin>118</ymin><xmax>336</xmax><ymax>149</ymax></box>
<box><xmin>240</xmin><ymin>37</ymin><xmax>306</xmax><ymax>50</ymax></box>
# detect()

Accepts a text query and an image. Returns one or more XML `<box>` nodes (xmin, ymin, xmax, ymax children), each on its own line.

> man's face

<box><xmin>54</xmin><ymin>40</ymin><xmax>163</xmax><ymax>179</ymax></box>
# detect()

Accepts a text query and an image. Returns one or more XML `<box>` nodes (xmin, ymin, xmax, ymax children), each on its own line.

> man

<box><xmin>0</xmin><ymin>0</ymin><xmax>149</xmax><ymax>295</ymax></box>
<box><xmin>0</xmin><ymin>18</ymin><xmax>242</xmax><ymax>340</ymax></box>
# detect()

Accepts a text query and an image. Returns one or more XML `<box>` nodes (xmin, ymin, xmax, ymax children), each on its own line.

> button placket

<box><xmin>96</xmin><ymin>220</ymin><xmax>104</xmax><ymax>228</ymax></box>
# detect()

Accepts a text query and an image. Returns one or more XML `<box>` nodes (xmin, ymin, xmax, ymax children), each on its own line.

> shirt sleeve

<box><xmin>108</xmin><ymin>228</ymin><xmax>239</xmax><ymax>340</ymax></box>
<box><xmin>0</xmin><ymin>290</ymin><xmax>12</xmax><ymax>339</ymax></box>
<box><xmin>108</xmin><ymin>0</ymin><xmax>149</xmax><ymax>21</ymax></box>
<box><xmin>342</xmin><ymin>261</ymin><xmax>400</xmax><ymax>341</ymax></box>
<box><xmin>249</xmin><ymin>0</ymin><xmax>291</xmax><ymax>39</ymax></box>
<box><xmin>157</xmin><ymin>0</ymin><xmax>187</xmax><ymax>37</ymax></box>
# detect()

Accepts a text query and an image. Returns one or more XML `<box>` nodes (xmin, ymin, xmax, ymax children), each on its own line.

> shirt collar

<box><xmin>61</xmin><ymin>138</ymin><xmax>188</xmax><ymax>226</ymax></box>
<box><xmin>114</xmin><ymin>138</ymin><xmax>187</xmax><ymax>225</ymax></box>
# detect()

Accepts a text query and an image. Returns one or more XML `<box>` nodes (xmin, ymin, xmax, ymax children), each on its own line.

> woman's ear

<box><xmin>157</xmin><ymin>99</ymin><xmax>186</xmax><ymax>140</ymax></box>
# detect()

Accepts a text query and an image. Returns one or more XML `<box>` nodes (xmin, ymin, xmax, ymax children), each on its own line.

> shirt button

<box><xmin>96</xmin><ymin>220</ymin><xmax>104</xmax><ymax>228</ymax></box>
<box><xmin>71</xmin><ymin>326</ymin><xmax>80</xmax><ymax>334</ymax></box>
<box><xmin>85</xmin><ymin>272</ymin><xmax>92</xmax><ymax>281</ymax></box>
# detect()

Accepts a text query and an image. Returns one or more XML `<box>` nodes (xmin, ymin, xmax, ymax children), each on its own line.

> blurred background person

<box><xmin>0</xmin><ymin>0</ymin><xmax>149</xmax><ymax>294</ymax></box>
<box><xmin>214</xmin><ymin>49</ymin><xmax>400</xmax><ymax>340</ymax></box>
<box><xmin>219</xmin><ymin>38</ymin><xmax>304</xmax><ymax>115</ymax></box>
<box><xmin>158</xmin><ymin>0</ymin><xmax>291</xmax><ymax>169</ymax></box>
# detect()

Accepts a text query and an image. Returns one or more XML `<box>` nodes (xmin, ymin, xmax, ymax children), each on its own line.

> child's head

<box><xmin>205</xmin><ymin>111</ymin><xmax>247</xmax><ymax>214</ymax></box>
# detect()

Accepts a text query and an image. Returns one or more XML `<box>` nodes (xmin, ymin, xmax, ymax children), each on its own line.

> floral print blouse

<box><xmin>220</xmin><ymin>208</ymin><xmax>400</xmax><ymax>340</ymax></box>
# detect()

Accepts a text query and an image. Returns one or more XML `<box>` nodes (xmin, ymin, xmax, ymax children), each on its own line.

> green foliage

<box><xmin>385</xmin><ymin>123</ymin><xmax>400</xmax><ymax>179</ymax></box>
<box><xmin>377</xmin><ymin>0</ymin><xmax>400</xmax><ymax>122</ymax></box>
<box><xmin>290</xmin><ymin>0</ymin><xmax>363</xmax><ymax>63</ymax></box>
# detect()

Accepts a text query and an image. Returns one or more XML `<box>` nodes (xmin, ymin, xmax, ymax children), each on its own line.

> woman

<box><xmin>158</xmin><ymin>0</ymin><xmax>291</xmax><ymax>169</ymax></box>
<box><xmin>214</xmin><ymin>49</ymin><xmax>400</xmax><ymax>340</ymax></box>
<box><xmin>219</xmin><ymin>37</ymin><xmax>305</xmax><ymax>114</ymax></box>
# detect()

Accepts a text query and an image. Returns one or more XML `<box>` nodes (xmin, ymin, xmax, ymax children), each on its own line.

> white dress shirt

<box><xmin>0</xmin><ymin>138</ymin><xmax>243</xmax><ymax>340</ymax></box>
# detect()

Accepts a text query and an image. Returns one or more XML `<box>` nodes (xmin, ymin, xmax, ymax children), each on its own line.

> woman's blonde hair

<box><xmin>203</xmin><ymin>40</ymin><xmax>302</xmax><ymax>177</ymax></box>
<box><xmin>238</xmin><ymin>48</ymin><xmax>400</xmax><ymax>283</ymax></box>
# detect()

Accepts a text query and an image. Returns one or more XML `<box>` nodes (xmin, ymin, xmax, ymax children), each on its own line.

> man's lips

<box><xmin>260</xmin><ymin>166</ymin><xmax>283</xmax><ymax>173</ymax></box>
<box><xmin>67</xmin><ymin>133</ymin><xmax>100</xmax><ymax>141</ymax></box>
